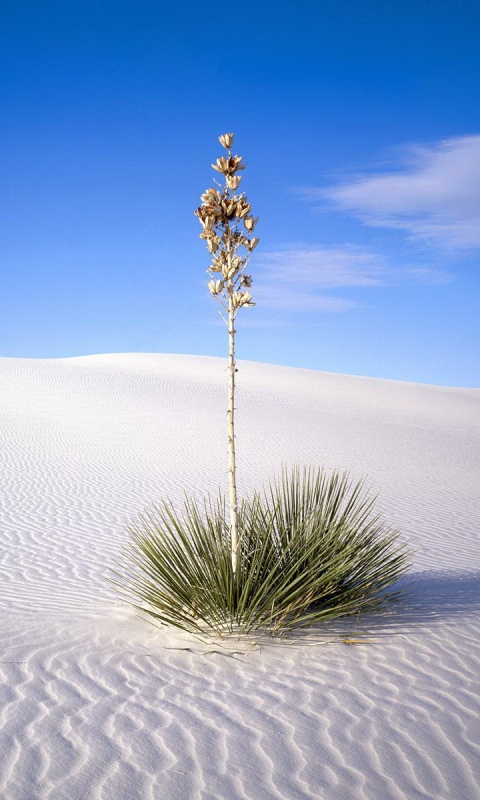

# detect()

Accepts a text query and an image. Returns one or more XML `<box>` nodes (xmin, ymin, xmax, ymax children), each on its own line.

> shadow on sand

<box><xmin>357</xmin><ymin>569</ymin><xmax>480</xmax><ymax>636</ymax></box>
<box><xmin>280</xmin><ymin>570</ymin><xmax>480</xmax><ymax>646</ymax></box>
<box><xmin>395</xmin><ymin>569</ymin><xmax>480</xmax><ymax>618</ymax></box>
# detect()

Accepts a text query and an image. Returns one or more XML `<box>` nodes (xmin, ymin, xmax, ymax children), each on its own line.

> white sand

<box><xmin>0</xmin><ymin>352</ymin><xmax>479</xmax><ymax>800</ymax></box>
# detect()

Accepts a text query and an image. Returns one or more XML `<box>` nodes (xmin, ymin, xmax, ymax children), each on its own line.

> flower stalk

<box><xmin>195</xmin><ymin>133</ymin><xmax>258</xmax><ymax>575</ymax></box>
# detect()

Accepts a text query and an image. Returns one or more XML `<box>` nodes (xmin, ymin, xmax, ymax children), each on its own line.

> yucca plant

<box><xmin>114</xmin><ymin>133</ymin><xmax>410</xmax><ymax>638</ymax></box>
<box><xmin>114</xmin><ymin>466</ymin><xmax>410</xmax><ymax>636</ymax></box>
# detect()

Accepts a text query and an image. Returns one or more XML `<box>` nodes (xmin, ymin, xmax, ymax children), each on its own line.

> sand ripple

<box><xmin>0</xmin><ymin>354</ymin><xmax>479</xmax><ymax>798</ymax></box>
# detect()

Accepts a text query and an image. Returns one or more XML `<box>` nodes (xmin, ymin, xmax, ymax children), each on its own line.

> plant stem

<box><xmin>227</xmin><ymin>292</ymin><xmax>238</xmax><ymax>575</ymax></box>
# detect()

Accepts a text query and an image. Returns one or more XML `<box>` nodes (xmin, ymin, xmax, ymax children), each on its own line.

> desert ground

<box><xmin>1</xmin><ymin>353</ymin><xmax>479</xmax><ymax>799</ymax></box>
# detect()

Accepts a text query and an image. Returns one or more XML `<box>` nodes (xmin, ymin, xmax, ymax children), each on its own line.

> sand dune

<box><xmin>0</xmin><ymin>353</ymin><xmax>479</xmax><ymax>799</ymax></box>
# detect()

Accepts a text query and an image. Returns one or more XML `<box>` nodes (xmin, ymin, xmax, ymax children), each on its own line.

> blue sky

<box><xmin>1</xmin><ymin>0</ymin><xmax>479</xmax><ymax>386</ymax></box>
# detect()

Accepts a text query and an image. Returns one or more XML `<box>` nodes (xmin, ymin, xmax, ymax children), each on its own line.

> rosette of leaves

<box><xmin>113</xmin><ymin>466</ymin><xmax>411</xmax><ymax>637</ymax></box>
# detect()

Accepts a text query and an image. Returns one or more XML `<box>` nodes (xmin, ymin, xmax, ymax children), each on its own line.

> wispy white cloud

<box><xmin>254</xmin><ymin>245</ymin><xmax>385</xmax><ymax>313</ymax></box>
<box><xmin>401</xmin><ymin>266</ymin><xmax>453</xmax><ymax>284</ymax></box>
<box><xmin>308</xmin><ymin>135</ymin><xmax>480</xmax><ymax>249</ymax></box>
<box><xmin>256</xmin><ymin>246</ymin><xmax>385</xmax><ymax>288</ymax></box>
<box><xmin>251</xmin><ymin>245</ymin><xmax>454</xmax><ymax>315</ymax></box>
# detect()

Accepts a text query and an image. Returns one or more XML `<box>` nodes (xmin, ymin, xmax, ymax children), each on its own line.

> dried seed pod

<box><xmin>245</xmin><ymin>236</ymin><xmax>260</xmax><ymax>251</ymax></box>
<box><xmin>208</xmin><ymin>279</ymin><xmax>224</xmax><ymax>296</ymax></box>
<box><xmin>199</xmin><ymin>228</ymin><xmax>216</xmax><ymax>240</ymax></box>
<box><xmin>232</xmin><ymin>291</ymin><xmax>255</xmax><ymax>308</ymax></box>
<box><xmin>244</xmin><ymin>215</ymin><xmax>258</xmax><ymax>231</ymax></box>
<box><xmin>219</xmin><ymin>133</ymin><xmax>234</xmax><ymax>149</ymax></box>
<box><xmin>207</xmin><ymin>237</ymin><xmax>220</xmax><ymax>254</ymax></box>
<box><xmin>212</xmin><ymin>155</ymin><xmax>246</xmax><ymax>175</ymax></box>
<box><xmin>235</xmin><ymin>199</ymin><xmax>251</xmax><ymax>218</ymax></box>
<box><xmin>226</xmin><ymin>175</ymin><xmax>242</xmax><ymax>190</ymax></box>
